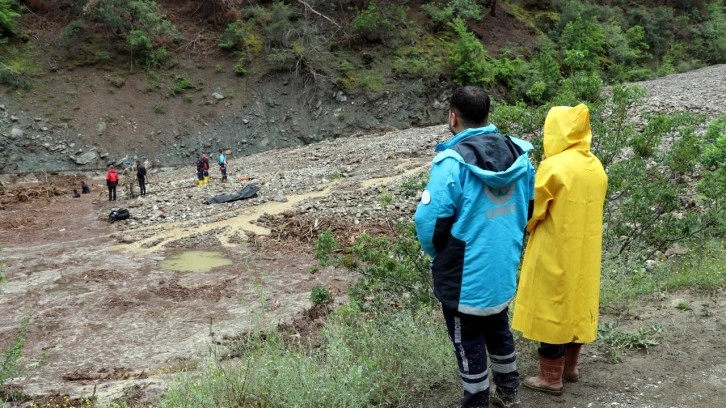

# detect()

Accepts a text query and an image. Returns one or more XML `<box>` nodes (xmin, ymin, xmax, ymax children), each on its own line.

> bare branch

<box><xmin>294</xmin><ymin>0</ymin><xmax>341</xmax><ymax>29</ymax></box>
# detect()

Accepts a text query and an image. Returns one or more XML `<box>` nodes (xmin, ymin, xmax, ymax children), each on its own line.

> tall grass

<box><xmin>158</xmin><ymin>306</ymin><xmax>456</xmax><ymax>408</ymax></box>
<box><xmin>601</xmin><ymin>239</ymin><xmax>726</xmax><ymax>313</ymax></box>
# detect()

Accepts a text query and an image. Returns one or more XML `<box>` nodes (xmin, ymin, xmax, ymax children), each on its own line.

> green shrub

<box><xmin>559</xmin><ymin>17</ymin><xmax>606</xmax><ymax>73</ymax></box>
<box><xmin>78</xmin><ymin>0</ymin><xmax>177</xmax><ymax>68</ymax></box>
<box><xmin>597</xmin><ymin>322</ymin><xmax>660</xmax><ymax>363</ymax></box>
<box><xmin>378</xmin><ymin>190</ymin><xmax>393</xmax><ymax>208</ymax></box>
<box><xmin>156</xmin><ymin>306</ymin><xmax>453</xmax><ymax>408</ymax></box>
<box><xmin>556</xmin><ymin>70</ymin><xmax>603</xmax><ymax>104</ymax></box>
<box><xmin>699</xmin><ymin>115</ymin><xmax>726</xmax><ymax>202</ymax></box>
<box><xmin>218</xmin><ymin>21</ymin><xmax>247</xmax><ymax>50</ymax></box>
<box><xmin>59</xmin><ymin>19</ymin><xmax>85</xmax><ymax>49</ymax></box>
<box><xmin>169</xmin><ymin>75</ymin><xmax>194</xmax><ymax>95</ymax></box>
<box><xmin>448</xmin><ymin>18</ymin><xmax>494</xmax><ymax>86</ymax></box>
<box><xmin>0</xmin><ymin>0</ymin><xmax>21</xmax><ymax>40</ymax></box>
<box><xmin>392</xmin><ymin>41</ymin><xmax>446</xmax><ymax>83</ymax></box>
<box><xmin>315</xmin><ymin>228</ymin><xmax>339</xmax><ymax>267</ymax></box>
<box><xmin>343</xmin><ymin>221</ymin><xmax>434</xmax><ymax>312</ymax></box>
<box><xmin>310</xmin><ymin>284</ymin><xmax>332</xmax><ymax>306</ymax></box>
<box><xmin>423</xmin><ymin>0</ymin><xmax>484</xmax><ymax>26</ymax></box>
<box><xmin>1</xmin><ymin>315</ymin><xmax>29</xmax><ymax>395</ymax></box>
<box><xmin>400</xmin><ymin>172</ymin><xmax>428</xmax><ymax>198</ymax></box>
<box><xmin>0</xmin><ymin>61</ymin><xmax>30</xmax><ymax>89</ymax></box>
<box><xmin>351</xmin><ymin>3</ymin><xmax>395</xmax><ymax>43</ymax></box>
<box><xmin>233</xmin><ymin>56</ymin><xmax>246</xmax><ymax>76</ymax></box>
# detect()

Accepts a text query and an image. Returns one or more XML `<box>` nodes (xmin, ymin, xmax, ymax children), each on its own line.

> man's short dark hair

<box><xmin>450</xmin><ymin>86</ymin><xmax>491</xmax><ymax>128</ymax></box>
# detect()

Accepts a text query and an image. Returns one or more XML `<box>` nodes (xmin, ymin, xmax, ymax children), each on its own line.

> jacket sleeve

<box><xmin>414</xmin><ymin>157</ymin><xmax>462</xmax><ymax>258</ymax></box>
<box><xmin>526</xmin><ymin>160</ymin><xmax>555</xmax><ymax>232</ymax></box>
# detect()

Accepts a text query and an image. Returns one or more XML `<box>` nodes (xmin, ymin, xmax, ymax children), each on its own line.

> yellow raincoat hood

<box><xmin>543</xmin><ymin>104</ymin><xmax>592</xmax><ymax>158</ymax></box>
<box><xmin>512</xmin><ymin>104</ymin><xmax>608</xmax><ymax>344</ymax></box>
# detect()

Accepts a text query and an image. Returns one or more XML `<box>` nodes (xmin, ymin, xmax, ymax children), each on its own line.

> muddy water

<box><xmin>359</xmin><ymin>163</ymin><xmax>427</xmax><ymax>189</ymax></box>
<box><xmin>118</xmin><ymin>185</ymin><xmax>336</xmax><ymax>254</ymax></box>
<box><xmin>159</xmin><ymin>251</ymin><xmax>233</xmax><ymax>272</ymax></box>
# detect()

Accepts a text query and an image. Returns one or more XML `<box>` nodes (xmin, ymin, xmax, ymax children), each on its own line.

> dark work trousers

<box><xmin>442</xmin><ymin>306</ymin><xmax>519</xmax><ymax>408</ymax></box>
<box><xmin>137</xmin><ymin>176</ymin><xmax>146</xmax><ymax>196</ymax></box>
<box><xmin>538</xmin><ymin>342</ymin><xmax>581</xmax><ymax>359</ymax></box>
<box><xmin>107</xmin><ymin>182</ymin><xmax>117</xmax><ymax>201</ymax></box>
<box><xmin>220</xmin><ymin>165</ymin><xmax>227</xmax><ymax>181</ymax></box>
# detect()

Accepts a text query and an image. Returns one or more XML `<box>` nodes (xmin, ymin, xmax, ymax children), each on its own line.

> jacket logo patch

<box><xmin>485</xmin><ymin>184</ymin><xmax>515</xmax><ymax>204</ymax></box>
<box><xmin>421</xmin><ymin>190</ymin><xmax>431</xmax><ymax>205</ymax></box>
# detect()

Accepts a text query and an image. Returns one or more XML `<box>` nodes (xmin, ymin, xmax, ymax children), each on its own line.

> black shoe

<box><xmin>491</xmin><ymin>386</ymin><xmax>520</xmax><ymax>408</ymax></box>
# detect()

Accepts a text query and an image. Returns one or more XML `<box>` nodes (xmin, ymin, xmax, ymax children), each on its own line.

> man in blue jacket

<box><xmin>414</xmin><ymin>86</ymin><xmax>535</xmax><ymax>408</ymax></box>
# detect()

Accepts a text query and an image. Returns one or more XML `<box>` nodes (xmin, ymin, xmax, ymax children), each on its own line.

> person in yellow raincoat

<box><xmin>511</xmin><ymin>104</ymin><xmax>608</xmax><ymax>396</ymax></box>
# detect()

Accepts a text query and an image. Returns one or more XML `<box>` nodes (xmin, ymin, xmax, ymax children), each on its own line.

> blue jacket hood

<box><xmin>434</xmin><ymin>126</ymin><xmax>534</xmax><ymax>189</ymax></box>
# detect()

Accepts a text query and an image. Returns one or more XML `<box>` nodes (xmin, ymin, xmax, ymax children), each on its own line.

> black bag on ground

<box><xmin>206</xmin><ymin>184</ymin><xmax>260</xmax><ymax>204</ymax></box>
<box><xmin>108</xmin><ymin>208</ymin><xmax>130</xmax><ymax>223</ymax></box>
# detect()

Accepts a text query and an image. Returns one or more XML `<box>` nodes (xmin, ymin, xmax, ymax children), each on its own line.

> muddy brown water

<box><xmin>0</xmin><ymin>192</ymin><xmax>351</xmax><ymax>405</ymax></box>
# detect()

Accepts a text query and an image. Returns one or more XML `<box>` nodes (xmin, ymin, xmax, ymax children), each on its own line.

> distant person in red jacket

<box><xmin>106</xmin><ymin>165</ymin><xmax>118</xmax><ymax>201</ymax></box>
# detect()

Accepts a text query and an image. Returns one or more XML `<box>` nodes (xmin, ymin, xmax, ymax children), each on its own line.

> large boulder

<box><xmin>72</xmin><ymin>151</ymin><xmax>98</xmax><ymax>165</ymax></box>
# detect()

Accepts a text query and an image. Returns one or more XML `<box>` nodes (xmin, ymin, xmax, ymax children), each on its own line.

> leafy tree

<box><xmin>0</xmin><ymin>0</ymin><xmax>20</xmax><ymax>41</ymax></box>
<box><xmin>448</xmin><ymin>18</ymin><xmax>494</xmax><ymax>86</ymax></box>
<box><xmin>422</xmin><ymin>0</ymin><xmax>485</xmax><ymax>25</ymax></box>
<box><xmin>71</xmin><ymin>0</ymin><xmax>177</xmax><ymax>68</ymax></box>
<box><xmin>351</xmin><ymin>2</ymin><xmax>395</xmax><ymax>43</ymax></box>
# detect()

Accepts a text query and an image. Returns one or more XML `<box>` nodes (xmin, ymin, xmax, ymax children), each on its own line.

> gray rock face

<box><xmin>73</xmin><ymin>150</ymin><xmax>98</xmax><ymax>165</ymax></box>
<box><xmin>2</xmin><ymin>65</ymin><xmax>726</xmax><ymax>176</ymax></box>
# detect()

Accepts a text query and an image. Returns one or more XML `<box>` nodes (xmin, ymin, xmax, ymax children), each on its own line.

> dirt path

<box><xmin>520</xmin><ymin>291</ymin><xmax>726</xmax><ymax>407</ymax></box>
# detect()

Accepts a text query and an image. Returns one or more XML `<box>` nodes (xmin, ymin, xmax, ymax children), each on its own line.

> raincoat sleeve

<box><xmin>414</xmin><ymin>156</ymin><xmax>462</xmax><ymax>258</ymax></box>
<box><xmin>526</xmin><ymin>160</ymin><xmax>556</xmax><ymax>232</ymax></box>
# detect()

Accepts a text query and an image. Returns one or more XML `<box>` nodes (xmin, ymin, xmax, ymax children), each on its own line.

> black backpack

<box><xmin>108</xmin><ymin>208</ymin><xmax>130</xmax><ymax>223</ymax></box>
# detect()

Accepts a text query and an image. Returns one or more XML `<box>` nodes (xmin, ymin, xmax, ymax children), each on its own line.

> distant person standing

<box><xmin>512</xmin><ymin>104</ymin><xmax>608</xmax><ymax>396</ymax></box>
<box><xmin>122</xmin><ymin>160</ymin><xmax>136</xmax><ymax>199</ymax></box>
<box><xmin>136</xmin><ymin>159</ymin><xmax>147</xmax><ymax>196</ymax></box>
<box><xmin>105</xmin><ymin>165</ymin><xmax>118</xmax><ymax>201</ymax></box>
<box><xmin>142</xmin><ymin>155</ymin><xmax>152</xmax><ymax>184</ymax></box>
<box><xmin>202</xmin><ymin>152</ymin><xmax>211</xmax><ymax>184</ymax></box>
<box><xmin>196</xmin><ymin>153</ymin><xmax>206</xmax><ymax>187</ymax></box>
<box><xmin>218</xmin><ymin>149</ymin><xmax>228</xmax><ymax>183</ymax></box>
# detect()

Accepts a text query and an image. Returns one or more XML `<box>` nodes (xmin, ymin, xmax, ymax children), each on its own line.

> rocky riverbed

<box><xmin>0</xmin><ymin>65</ymin><xmax>725</xmax><ymax>407</ymax></box>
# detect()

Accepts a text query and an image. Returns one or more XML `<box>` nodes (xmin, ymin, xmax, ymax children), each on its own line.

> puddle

<box><xmin>159</xmin><ymin>251</ymin><xmax>233</xmax><ymax>272</ymax></box>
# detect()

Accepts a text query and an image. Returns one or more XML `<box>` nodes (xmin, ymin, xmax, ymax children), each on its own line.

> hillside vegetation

<box><xmin>1</xmin><ymin>0</ymin><xmax>725</xmax><ymax>173</ymax></box>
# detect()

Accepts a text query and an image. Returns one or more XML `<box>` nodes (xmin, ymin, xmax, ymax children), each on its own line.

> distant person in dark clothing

<box><xmin>81</xmin><ymin>181</ymin><xmax>90</xmax><ymax>194</ymax></box>
<box><xmin>218</xmin><ymin>148</ymin><xmax>228</xmax><ymax>183</ymax></box>
<box><xmin>105</xmin><ymin>165</ymin><xmax>118</xmax><ymax>201</ymax></box>
<box><xmin>202</xmin><ymin>152</ymin><xmax>210</xmax><ymax>184</ymax></box>
<box><xmin>72</xmin><ymin>189</ymin><xmax>80</xmax><ymax>198</ymax></box>
<box><xmin>136</xmin><ymin>160</ymin><xmax>147</xmax><ymax>196</ymax></box>
<box><xmin>196</xmin><ymin>154</ymin><xmax>206</xmax><ymax>187</ymax></box>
